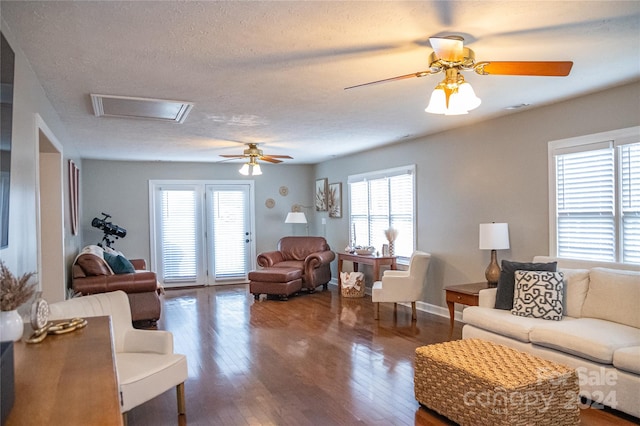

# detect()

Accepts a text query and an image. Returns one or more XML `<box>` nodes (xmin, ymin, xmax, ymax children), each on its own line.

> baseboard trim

<box><xmin>328</xmin><ymin>279</ymin><xmax>461</xmax><ymax>322</ymax></box>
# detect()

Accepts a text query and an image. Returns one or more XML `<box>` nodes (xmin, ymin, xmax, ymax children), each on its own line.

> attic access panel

<box><xmin>90</xmin><ymin>94</ymin><xmax>193</xmax><ymax>123</ymax></box>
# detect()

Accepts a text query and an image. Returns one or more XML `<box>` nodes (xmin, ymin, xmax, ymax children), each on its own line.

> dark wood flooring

<box><xmin>128</xmin><ymin>285</ymin><xmax>639</xmax><ymax>425</ymax></box>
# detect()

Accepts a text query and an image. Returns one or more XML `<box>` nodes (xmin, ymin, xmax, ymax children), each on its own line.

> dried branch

<box><xmin>0</xmin><ymin>260</ymin><xmax>36</xmax><ymax>311</ymax></box>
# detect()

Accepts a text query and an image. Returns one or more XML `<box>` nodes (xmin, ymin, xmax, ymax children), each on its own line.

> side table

<box><xmin>444</xmin><ymin>282</ymin><xmax>489</xmax><ymax>336</ymax></box>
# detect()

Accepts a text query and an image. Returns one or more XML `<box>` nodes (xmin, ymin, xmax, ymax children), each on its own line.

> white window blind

<box><xmin>160</xmin><ymin>188</ymin><xmax>198</xmax><ymax>281</ymax></box>
<box><xmin>550</xmin><ymin>127</ymin><xmax>640</xmax><ymax>264</ymax></box>
<box><xmin>210</xmin><ymin>189</ymin><xmax>248</xmax><ymax>278</ymax></box>
<box><xmin>348</xmin><ymin>165</ymin><xmax>415</xmax><ymax>259</ymax></box>
<box><xmin>556</xmin><ymin>147</ymin><xmax>615</xmax><ymax>261</ymax></box>
<box><xmin>621</xmin><ymin>143</ymin><xmax>640</xmax><ymax>263</ymax></box>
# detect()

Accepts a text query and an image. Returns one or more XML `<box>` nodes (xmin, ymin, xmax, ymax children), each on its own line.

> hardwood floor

<box><xmin>128</xmin><ymin>285</ymin><xmax>639</xmax><ymax>426</ymax></box>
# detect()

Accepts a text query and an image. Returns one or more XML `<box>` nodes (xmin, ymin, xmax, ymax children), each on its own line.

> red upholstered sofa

<box><xmin>71</xmin><ymin>246</ymin><xmax>161</xmax><ymax>324</ymax></box>
<box><xmin>257</xmin><ymin>236</ymin><xmax>335</xmax><ymax>292</ymax></box>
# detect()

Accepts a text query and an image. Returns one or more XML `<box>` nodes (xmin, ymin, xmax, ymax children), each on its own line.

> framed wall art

<box><xmin>68</xmin><ymin>160</ymin><xmax>79</xmax><ymax>235</ymax></box>
<box><xmin>328</xmin><ymin>182</ymin><xmax>342</xmax><ymax>218</ymax></box>
<box><xmin>315</xmin><ymin>178</ymin><xmax>328</xmax><ymax>211</ymax></box>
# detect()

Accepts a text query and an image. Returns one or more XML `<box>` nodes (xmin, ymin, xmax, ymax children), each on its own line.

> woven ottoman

<box><xmin>249</xmin><ymin>267</ymin><xmax>302</xmax><ymax>300</ymax></box>
<box><xmin>414</xmin><ymin>339</ymin><xmax>579</xmax><ymax>426</ymax></box>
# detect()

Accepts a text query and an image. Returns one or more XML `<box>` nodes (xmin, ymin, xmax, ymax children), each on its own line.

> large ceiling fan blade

<box><xmin>259</xmin><ymin>156</ymin><xmax>283</xmax><ymax>164</ymax></box>
<box><xmin>429</xmin><ymin>36</ymin><xmax>464</xmax><ymax>62</ymax></box>
<box><xmin>344</xmin><ymin>70</ymin><xmax>433</xmax><ymax>90</ymax></box>
<box><xmin>220</xmin><ymin>154</ymin><xmax>246</xmax><ymax>158</ymax></box>
<box><xmin>263</xmin><ymin>154</ymin><xmax>293</xmax><ymax>159</ymax></box>
<box><xmin>475</xmin><ymin>61</ymin><xmax>573</xmax><ymax>76</ymax></box>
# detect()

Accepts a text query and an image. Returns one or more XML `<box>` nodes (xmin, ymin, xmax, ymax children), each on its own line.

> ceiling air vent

<box><xmin>90</xmin><ymin>94</ymin><xmax>193</xmax><ymax>123</ymax></box>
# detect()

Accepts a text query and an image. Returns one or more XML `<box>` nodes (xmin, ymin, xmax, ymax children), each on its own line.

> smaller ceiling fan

<box><xmin>220</xmin><ymin>143</ymin><xmax>293</xmax><ymax>164</ymax></box>
<box><xmin>220</xmin><ymin>143</ymin><xmax>293</xmax><ymax>176</ymax></box>
<box><xmin>345</xmin><ymin>35</ymin><xmax>573</xmax><ymax>115</ymax></box>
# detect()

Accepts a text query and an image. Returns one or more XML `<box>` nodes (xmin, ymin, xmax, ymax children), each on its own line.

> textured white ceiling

<box><xmin>2</xmin><ymin>1</ymin><xmax>639</xmax><ymax>164</ymax></box>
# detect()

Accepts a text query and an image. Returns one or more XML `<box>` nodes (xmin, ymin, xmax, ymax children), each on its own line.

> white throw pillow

<box><xmin>511</xmin><ymin>270</ymin><xmax>564</xmax><ymax>321</ymax></box>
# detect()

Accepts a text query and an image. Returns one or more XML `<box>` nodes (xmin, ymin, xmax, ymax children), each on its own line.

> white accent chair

<box><xmin>372</xmin><ymin>251</ymin><xmax>431</xmax><ymax>320</ymax></box>
<box><xmin>49</xmin><ymin>290</ymin><xmax>187</xmax><ymax>424</ymax></box>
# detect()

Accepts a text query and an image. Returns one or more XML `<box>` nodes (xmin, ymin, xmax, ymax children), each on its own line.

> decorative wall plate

<box><xmin>279</xmin><ymin>186</ymin><xmax>288</xmax><ymax>196</ymax></box>
<box><xmin>265</xmin><ymin>198</ymin><xmax>275</xmax><ymax>209</ymax></box>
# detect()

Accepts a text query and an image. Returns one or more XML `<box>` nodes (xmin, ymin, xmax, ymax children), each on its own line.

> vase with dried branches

<box><xmin>1</xmin><ymin>260</ymin><xmax>36</xmax><ymax>342</ymax></box>
<box><xmin>384</xmin><ymin>227</ymin><xmax>399</xmax><ymax>257</ymax></box>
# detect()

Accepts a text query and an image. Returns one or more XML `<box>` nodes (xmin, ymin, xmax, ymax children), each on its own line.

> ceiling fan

<box><xmin>345</xmin><ymin>35</ymin><xmax>573</xmax><ymax>115</ymax></box>
<box><xmin>220</xmin><ymin>143</ymin><xmax>293</xmax><ymax>175</ymax></box>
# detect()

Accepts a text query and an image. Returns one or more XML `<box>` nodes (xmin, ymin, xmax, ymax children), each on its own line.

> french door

<box><xmin>150</xmin><ymin>180</ymin><xmax>255</xmax><ymax>287</ymax></box>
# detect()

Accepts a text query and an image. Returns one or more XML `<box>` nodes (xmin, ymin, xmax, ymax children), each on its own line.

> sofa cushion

<box><xmin>581</xmin><ymin>267</ymin><xmax>640</xmax><ymax>328</ymax></box>
<box><xmin>511</xmin><ymin>270</ymin><xmax>564</xmax><ymax>320</ymax></box>
<box><xmin>558</xmin><ymin>268</ymin><xmax>590</xmax><ymax>318</ymax></box>
<box><xmin>529</xmin><ymin>318</ymin><xmax>640</xmax><ymax>364</ymax></box>
<box><xmin>613</xmin><ymin>346</ymin><xmax>640</xmax><ymax>375</ymax></box>
<box><xmin>103</xmin><ymin>252</ymin><xmax>136</xmax><ymax>274</ymax></box>
<box><xmin>495</xmin><ymin>260</ymin><xmax>557</xmax><ymax>310</ymax></box>
<box><xmin>462</xmin><ymin>306</ymin><xmax>573</xmax><ymax>343</ymax></box>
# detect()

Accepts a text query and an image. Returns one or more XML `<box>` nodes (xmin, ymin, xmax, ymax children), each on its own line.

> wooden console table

<box><xmin>445</xmin><ymin>282</ymin><xmax>489</xmax><ymax>336</ymax></box>
<box><xmin>5</xmin><ymin>316</ymin><xmax>122</xmax><ymax>425</ymax></box>
<box><xmin>337</xmin><ymin>252</ymin><xmax>397</xmax><ymax>290</ymax></box>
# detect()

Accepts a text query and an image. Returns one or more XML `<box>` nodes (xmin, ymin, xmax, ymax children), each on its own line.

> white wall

<box><xmin>0</xmin><ymin>19</ymin><xmax>82</xmax><ymax>301</ymax></box>
<box><xmin>81</xmin><ymin>160</ymin><xmax>314</xmax><ymax>262</ymax></box>
<box><xmin>316</xmin><ymin>80</ymin><xmax>640</xmax><ymax>307</ymax></box>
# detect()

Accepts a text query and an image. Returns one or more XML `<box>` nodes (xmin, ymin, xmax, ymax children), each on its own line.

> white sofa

<box><xmin>462</xmin><ymin>256</ymin><xmax>640</xmax><ymax>418</ymax></box>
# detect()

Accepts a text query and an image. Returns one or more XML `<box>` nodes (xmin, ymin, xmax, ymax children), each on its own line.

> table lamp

<box><xmin>479</xmin><ymin>223</ymin><xmax>510</xmax><ymax>286</ymax></box>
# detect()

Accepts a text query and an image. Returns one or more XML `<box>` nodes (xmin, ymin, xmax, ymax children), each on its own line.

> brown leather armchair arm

<box><xmin>303</xmin><ymin>251</ymin><xmax>336</xmax><ymax>287</ymax></box>
<box><xmin>257</xmin><ymin>251</ymin><xmax>285</xmax><ymax>268</ymax></box>
<box><xmin>73</xmin><ymin>271</ymin><xmax>158</xmax><ymax>295</ymax></box>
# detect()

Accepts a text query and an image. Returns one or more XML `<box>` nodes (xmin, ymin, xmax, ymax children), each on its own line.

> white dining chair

<box><xmin>372</xmin><ymin>251</ymin><xmax>431</xmax><ymax>320</ymax></box>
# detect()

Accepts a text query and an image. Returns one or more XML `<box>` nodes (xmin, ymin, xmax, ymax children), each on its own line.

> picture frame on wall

<box><xmin>68</xmin><ymin>160</ymin><xmax>79</xmax><ymax>235</ymax></box>
<box><xmin>328</xmin><ymin>182</ymin><xmax>342</xmax><ymax>218</ymax></box>
<box><xmin>315</xmin><ymin>178</ymin><xmax>328</xmax><ymax>211</ymax></box>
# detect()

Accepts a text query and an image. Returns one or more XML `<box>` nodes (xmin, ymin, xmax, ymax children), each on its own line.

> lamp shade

<box><xmin>239</xmin><ymin>163</ymin><xmax>250</xmax><ymax>175</ymax></box>
<box><xmin>285</xmin><ymin>212</ymin><xmax>307</xmax><ymax>224</ymax></box>
<box><xmin>252</xmin><ymin>163</ymin><xmax>262</xmax><ymax>176</ymax></box>
<box><xmin>479</xmin><ymin>223</ymin><xmax>510</xmax><ymax>250</ymax></box>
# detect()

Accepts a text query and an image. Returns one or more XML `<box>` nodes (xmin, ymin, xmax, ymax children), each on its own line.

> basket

<box><xmin>340</xmin><ymin>272</ymin><xmax>365</xmax><ymax>298</ymax></box>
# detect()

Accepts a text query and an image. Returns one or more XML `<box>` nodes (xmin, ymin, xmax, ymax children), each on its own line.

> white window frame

<box><xmin>347</xmin><ymin>165</ymin><xmax>416</xmax><ymax>264</ymax></box>
<box><xmin>548</xmin><ymin>126</ymin><xmax>639</xmax><ymax>263</ymax></box>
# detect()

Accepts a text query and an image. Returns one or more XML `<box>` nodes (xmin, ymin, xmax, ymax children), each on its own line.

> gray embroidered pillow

<box><xmin>511</xmin><ymin>270</ymin><xmax>564</xmax><ymax>321</ymax></box>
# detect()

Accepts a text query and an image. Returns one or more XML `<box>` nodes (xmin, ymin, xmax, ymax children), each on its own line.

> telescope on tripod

<box><xmin>91</xmin><ymin>212</ymin><xmax>126</xmax><ymax>248</ymax></box>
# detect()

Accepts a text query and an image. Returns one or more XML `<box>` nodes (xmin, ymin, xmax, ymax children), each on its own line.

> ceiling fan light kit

<box><xmin>346</xmin><ymin>35</ymin><xmax>572</xmax><ymax>116</ymax></box>
<box><xmin>425</xmin><ymin>69</ymin><xmax>481</xmax><ymax>115</ymax></box>
<box><xmin>239</xmin><ymin>158</ymin><xmax>262</xmax><ymax>176</ymax></box>
<box><xmin>221</xmin><ymin>143</ymin><xmax>292</xmax><ymax>175</ymax></box>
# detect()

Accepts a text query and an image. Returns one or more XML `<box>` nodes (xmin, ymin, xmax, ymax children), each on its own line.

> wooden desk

<box><xmin>6</xmin><ymin>316</ymin><xmax>122</xmax><ymax>425</ymax></box>
<box><xmin>337</xmin><ymin>252</ymin><xmax>397</xmax><ymax>290</ymax></box>
<box><xmin>445</xmin><ymin>282</ymin><xmax>489</xmax><ymax>336</ymax></box>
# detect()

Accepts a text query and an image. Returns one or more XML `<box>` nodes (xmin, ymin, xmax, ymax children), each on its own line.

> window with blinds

<box><xmin>550</xmin><ymin>127</ymin><xmax>639</xmax><ymax>264</ymax></box>
<box><xmin>159</xmin><ymin>188</ymin><xmax>198</xmax><ymax>282</ymax></box>
<box><xmin>150</xmin><ymin>181</ymin><xmax>255</xmax><ymax>286</ymax></box>
<box><xmin>208</xmin><ymin>187</ymin><xmax>250</xmax><ymax>279</ymax></box>
<box><xmin>348</xmin><ymin>165</ymin><xmax>415</xmax><ymax>260</ymax></box>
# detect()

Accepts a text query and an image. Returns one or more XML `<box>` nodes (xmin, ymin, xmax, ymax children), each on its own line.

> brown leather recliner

<box><xmin>257</xmin><ymin>236</ymin><xmax>335</xmax><ymax>292</ymax></box>
<box><xmin>72</xmin><ymin>252</ymin><xmax>161</xmax><ymax>324</ymax></box>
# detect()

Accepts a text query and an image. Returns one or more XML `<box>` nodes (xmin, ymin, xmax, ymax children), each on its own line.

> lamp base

<box><xmin>485</xmin><ymin>249</ymin><xmax>501</xmax><ymax>287</ymax></box>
